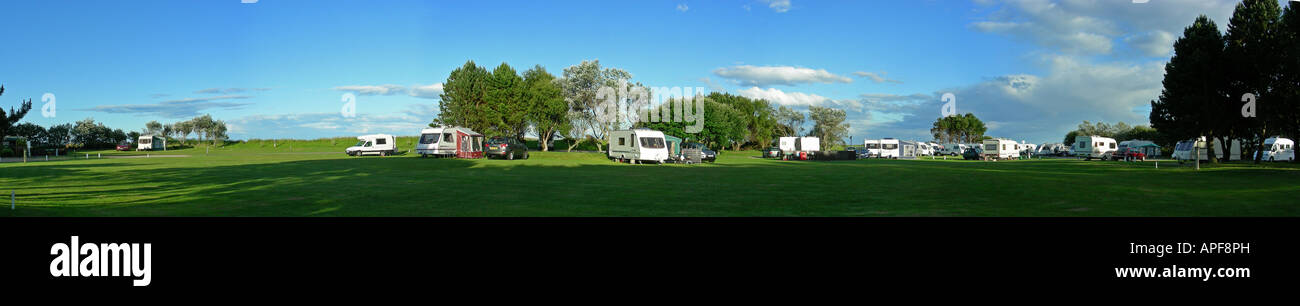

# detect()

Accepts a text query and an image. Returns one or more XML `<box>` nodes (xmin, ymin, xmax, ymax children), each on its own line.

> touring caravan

<box><xmin>1016</xmin><ymin>142</ymin><xmax>1037</xmax><ymax>155</ymax></box>
<box><xmin>879</xmin><ymin>138</ymin><xmax>901</xmax><ymax>159</ymax></box>
<box><xmin>136</xmin><ymin>135</ymin><xmax>165</xmax><ymax>151</ymax></box>
<box><xmin>608</xmin><ymin>129</ymin><xmax>669</xmax><ymax>164</ymax></box>
<box><xmin>797</xmin><ymin>137</ymin><xmax>820</xmax><ymax>152</ymax></box>
<box><xmin>1072</xmin><ymin>136</ymin><xmax>1117</xmax><ymax>160</ymax></box>
<box><xmin>416</xmin><ymin>127</ymin><xmax>484</xmax><ymax>158</ymax></box>
<box><xmin>1037</xmin><ymin>143</ymin><xmax>1068</xmax><ymax>156</ymax></box>
<box><xmin>1256</xmin><ymin>137</ymin><xmax>1295</xmax><ymax>162</ymax></box>
<box><xmin>982</xmin><ymin>138</ymin><xmax>1020</xmax><ymax>160</ymax></box>
<box><xmin>779</xmin><ymin>137</ymin><xmax>798</xmax><ymax>156</ymax></box>
<box><xmin>863</xmin><ymin>139</ymin><xmax>881</xmax><ymax>158</ymax></box>
<box><xmin>346</xmin><ymin>134</ymin><xmax>398</xmax><ymax>156</ymax></box>
<box><xmin>1172</xmin><ymin>137</ymin><xmax>1241</xmax><ymax>162</ymax></box>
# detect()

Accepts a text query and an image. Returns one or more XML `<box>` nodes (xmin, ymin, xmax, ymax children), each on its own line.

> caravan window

<box><xmin>443</xmin><ymin>133</ymin><xmax>453</xmax><ymax>142</ymax></box>
<box><xmin>985</xmin><ymin>144</ymin><xmax>997</xmax><ymax>150</ymax></box>
<box><xmin>866</xmin><ymin>143</ymin><xmax>880</xmax><ymax>149</ymax></box>
<box><xmin>619</xmin><ymin>137</ymin><xmax>626</xmax><ymax>146</ymax></box>
<box><xmin>1109</xmin><ymin>142</ymin><xmax>1116</xmax><ymax>149</ymax></box>
<box><xmin>419</xmin><ymin>134</ymin><xmax>439</xmax><ymax>144</ymax></box>
<box><xmin>883</xmin><ymin>144</ymin><xmax>898</xmax><ymax>150</ymax></box>
<box><xmin>639</xmin><ymin>137</ymin><xmax>665</xmax><ymax>149</ymax></box>
<box><xmin>140</xmin><ymin>138</ymin><xmax>151</xmax><ymax>145</ymax></box>
<box><xmin>376</xmin><ymin>138</ymin><xmax>387</xmax><ymax>145</ymax></box>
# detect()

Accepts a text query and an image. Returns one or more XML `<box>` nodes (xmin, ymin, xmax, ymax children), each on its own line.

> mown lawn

<box><xmin>2</xmin><ymin>145</ymin><xmax>1299</xmax><ymax>216</ymax></box>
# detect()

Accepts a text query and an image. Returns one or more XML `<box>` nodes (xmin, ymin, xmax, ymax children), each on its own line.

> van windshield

<box><xmin>639</xmin><ymin>137</ymin><xmax>665</xmax><ymax>149</ymax></box>
<box><xmin>419</xmin><ymin>134</ymin><xmax>439</xmax><ymax>144</ymax></box>
<box><xmin>355</xmin><ymin>140</ymin><xmax>367</xmax><ymax>147</ymax></box>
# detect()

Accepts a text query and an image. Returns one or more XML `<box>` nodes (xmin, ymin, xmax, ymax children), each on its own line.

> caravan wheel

<box><xmin>508</xmin><ymin>152</ymin><xmax>515</xmax><ymax>160</ymax></box>
<box><xmin>523</xmin><ymin>152</ymin><xmax>529</xmax><ymax>159</ymax></box>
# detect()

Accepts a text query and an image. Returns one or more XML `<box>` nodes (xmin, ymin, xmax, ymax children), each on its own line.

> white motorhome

<box><xmin>347</xmin><ymin>134</ymin><xmax>398</xmax><ymax>156</ymax></box>
<box><xmin>1171</xmin><ymin>137</ymin><xmax>1242</xmax><ymax>162</ymax></box>
<box><xmin>1256</xmin><ymin>137</ymin><xmax>1295</xmax><ymax>162</ymax></box>
<box><xmin>982</xmin><ymin>138</ymin><xmax>1020</xmax><ymax>160</ymax></box>
<box><xmin>608</xmin><ymin>129</ymin><xmax>669</xmax><ymax>164</ymax></box>
<box><xmin>137</xmin><ymin>135</ymin><xmax>165</xmax><ymax>151</ymax></box>
<box><xmin>1072</xmin><ymin>135</ymin><xmax>1117</xmax><ymax>160</ymax></box>
<box><xmin>879</xmin><ymin>138</ymin><xmax>900</xmax><ymax>159</ymax></box>
<box><xmin>863</xmin><ymin>139</ymin><xmax>881</xmax><ymax>158</ymax></box>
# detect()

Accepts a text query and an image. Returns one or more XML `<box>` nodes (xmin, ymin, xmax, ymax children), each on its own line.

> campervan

<box><xmin>1171</xmin><ymin>137</ymin><xmax>1241</xmax><ymax>162</ymax></box>
<box><xmin>863</xmin><ymin>139</ymin><xmax>881</xmax><ymax>158</ymax></box>
<box><xmin>1072</xmin><ymin>136</ymin><xmax>1117</xmax><ymax>160</ymax></box>
<box><xmin>939</xmin><ymin>143</ymin><xmax>966</xmax><ymax>156</ymax></box>
<box><xmin>136</xmin><ymin>135</ymin><xmax>165</xmax><ymax>151</ymax></box>
<box><xmin>416</xmin><ymin>127</ymin><xmax>484</xmax><ymax>158</ymax></box>
<box><xmin>982</xmin><ymin>138</ymin><xmax>1020</xmax><ymax>160</ymax></box>
<box><xmin>346</xmin><ymin>134</ymin><xmax>398</xmax><ymax>156</ymax></box>
<box><xmin>1257</xmin><ymin>137</ymin><xmax>1295</xmax><ymax>162</ymax></box>
<box><xmin>879</xmin><ymin>138</ymin><xmax>900</xmax><ymax>159</ymax></box>
<box><xmin>608</xmin><ymin>129</ymin><xmax>670</xmax><ymax>164</ymax></box>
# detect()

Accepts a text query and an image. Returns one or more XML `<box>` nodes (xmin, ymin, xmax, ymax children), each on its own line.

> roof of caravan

<box><xmin>422</xmin><ymin>127</ymin><xmax>481</xmax><ymax>136</ymax></box>
<box><xmin>356</xmin><ymin>134</ymin><xmax>395</xmax><ymax>140</ymax></box>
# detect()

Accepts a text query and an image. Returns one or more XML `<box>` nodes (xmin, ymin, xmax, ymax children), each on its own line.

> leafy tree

<box><xmin>930</xmin><ymin>113</ymin><xmax>986</xmax><ymax>143</ymax></box>
<box><xmin>10</xmin><ymin>122</ymin><xmax>46</xmax><ymax>148</ymax></box>
<box><xmin>486</xmin><ymin>62</ymin><xmax>528</xmax><ymax>138</ymax></box>
<box><xmin>807</xmin><ymin>105</ymin><xmax>849</xmax><ymax>151</ymax></box>
<box><xmin>1278</xmin><ymin>2</ymin><xmax>1300</xmax><ymax>162</ymax></box>
<box><xmin>522</xmin><ymin>65</ymin><xmax>568</xmax><ymax>151</ymax></box>
<box><xmin>774</xmin><ymin>105</ymin><xmax>804</xmax><ymax>137</ymax></box>
<box><xmin>435</xmin><ymin>60</ymin><xmax>493</xmax><ymax>133</ymax></box>
<box><xmin>559</xmin><ymin>60</ymin><xmax>633</xmax><ymax>152</ymax></box>
<box><xmin>1225</xmin><ymin>0</ymin><xmax>1283</xmax><ymax>163</ymax></box>
<box><xmin>144</xmin><ymin>120</ymin><xmax>163</xmax><ymax>135</ymax></box>
<box><xmin>1151</xmin><ymin>15</ymin><xmax>1227</xmax><ymax>161</ymax></box>
<box><xmin>45</xmin><ymin>123</ymin><xmax>72</xmax><ymax>149</ymax></box>
<box><xmin>0</xmin><ymin>85</ymin><xmax>34</xmax><ymax>139</ymax></box>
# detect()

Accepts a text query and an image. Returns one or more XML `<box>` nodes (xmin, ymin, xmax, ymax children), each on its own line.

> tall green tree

<box><xmin>522</xmin><ymin>65</ymin><xmax>568</xmax><ymax>151</ymax></box>
<box><xmin>1151</xmin><ymin>15</ymin><xmax>1227</xmax><ymax>161</ymax></box>
<box><xmin>1225</xmin><ymin>0</ymin><xmax>1283</xmax><ymax>163</ymax></box>
<box><xmin>435</xmin><ymin>60</ymin><xmax>493</xmax><ymax>133</ymax></box>
<box><xmin>930</xmin><ymin>113</ymin><xmax>986</xmax><ymax>143</ymax></box>
<box><xmin>1278</xmin><ymin>2</ymin><xmax>1300</xmax><ymax>162</ymax></box>
<box><xmin>559</xmin><ymin>60</ymin><xmax>633</xmax><ymax>152</ymax></box>
<box><xmin>774</xmin><ymin>105</ymin><xmax>804</xmax><ymax>137</ymax></box>
<box><xmin>807</xmin><ymin>105</ymin><xmax>849</xmax><ymax>151</ymax></box>
<box><xmin>0</xmin><ymin>85</ymin><xmax>34</xmax><ymax>139</ymax></box>
<box><xmin>486</xmin><ymin>62</ymin><xmax>528</xmax><ymax>138</ymax></box>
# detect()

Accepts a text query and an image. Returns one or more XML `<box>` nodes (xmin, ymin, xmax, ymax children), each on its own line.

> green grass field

<box><xmin>3</xmin><ymin>140</ymin><xmax>1299</xmax><ymax>216</ymax></box>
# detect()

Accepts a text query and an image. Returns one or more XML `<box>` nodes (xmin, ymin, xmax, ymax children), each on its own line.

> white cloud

<box><xmin>676</xmin><ymin>4</ymin><xmax>689</xmax><ymax>12</ymax></box>
<box><xmin>408</xmin><ymin>83</ymin><xmax>444</xmax><ymax>99</ymax></box>
<box><xmin>227</xmin><ymin>104</ymin><xmax>437</xmax><ymax>139</ymax></box>
<box><xmin>969</xmin><ymin>0</ymin><xmax>1238</xmax><ymax>56</ymax></box>
<box><xmin>334</xmin><ymin>84</ymin><xmax>407</xmax><ymax>96</ymax></box>
<box><xmin>714</xmin><ymin>65</ymin><xmax>852</xmax><ymax>87</ymax></box>
<box><xmin>763</xmin><ymin>0</ymin><xmax>791</xmax><ymax>13</ymax></box>
<box><xmin>1125</xmin><ymin>30</ymin><xmax>1176</xmax><ymax>57</ymax></box>
<box><xmin>852</xmin><ymin>71</ymin><xmax>903</xmax><ymax>84</ymax></box>
<box><xmin>82</xmin><ymin>95</ymin><xmax>254</xmax><ymax>118</ymax></box>
<box><xmin>735</xmin><ymin>87</ymin><xmax>829</xmax><ymax>107</ymax></box>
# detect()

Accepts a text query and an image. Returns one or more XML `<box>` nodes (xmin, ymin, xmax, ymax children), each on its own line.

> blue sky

<box><xmin>0</xmin><ymin>0</ymin><xmax>1263</xmax><ymax>144</ymax></box>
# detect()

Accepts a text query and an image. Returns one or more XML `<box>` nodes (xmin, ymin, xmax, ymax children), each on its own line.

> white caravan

<box><xmin>916</xmin><ymin>142</ymin><xmax>935</xmax><ymax>156</ymax></box>
<box><xmin>1036</xmin><ymin>143</ymin><xmax>1068</xmax><ymax>156</ymax></box>
<box><xmin>879</xmin><ymin>138</ymin><xmax>901</xmax><ymax>159</ymax></box>
<box><xmin>608</xmin><ymin>129</ymin><xmax>669</xmax><ymax>164</ymax></box>
<box><xmin>1171</xmin><ymin>137</ymin><xmax>1242</xmax><ymax>162</ymax></box>
<box><xmin>347</xmin><ymin>134</ymin><xmax>398</xmax><ymax>156</ymax></box>
<box><xmin>1016</xmin><ymin>142</ymin><xmax>1037</xmax><ymax>155</ymax></box>
<box><xmin>137</xmin><ymin>135</ymin><xmax>165</xmax><ymax>151</ymax></box>
<box><xmin>797</xmin><ymin>137</ymin><xmax>821</xmax><ymax>152</ymax></box>
<box><xmin>416</xmin><ymin>126</ymin><xmax>484</xmax><ymax>158</ymax></box>
<box><xmin>779</xmin><ymin>137</ymin><xmax>798</xmax><ymax>155</ymax></box>
<box><xmin>1072</xmin><ymin>135</ymin><xmax>1117</xmax><ymax>160</ymax></box>
<box><xmin>863</xmin><ymin>139</ymin><xmax>881</xmax><ymax>158</ymax></box>
<box><xmin>982</xmin><ymin>138</ymin><xmax>1020</xmax><ymax>160</ymax></box>
<box><xmin>1257</xmin><ymin>137</ymin><xmax>1295</xmax><ymax>162</ymax></box>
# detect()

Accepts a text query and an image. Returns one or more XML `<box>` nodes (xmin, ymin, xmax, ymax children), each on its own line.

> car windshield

<box><xmin>419</xmin><ymin>134</ymin><xmax>439</xmax><ymax>144</ymax></box>
<box><xmin>640</xmin><ymin>137</ymin><xmax>665</xmax><ymax>149</ymax></box>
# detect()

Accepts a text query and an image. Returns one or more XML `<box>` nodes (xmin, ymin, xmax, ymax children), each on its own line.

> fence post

<box><xmin>10</xmin><ymin>191</ymin><xmax>14</xmax><ymax>210</ymax></box>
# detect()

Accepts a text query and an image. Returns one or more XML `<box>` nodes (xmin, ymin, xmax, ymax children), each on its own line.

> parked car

<box><xmin>763</xmin><ymin>147</ymin><xmax>782</xmax><ymax>158</ymax></box>
<box><xmin>962</xmin><ymin>147</ymin><xmax>983</xmax><ymax>160</ymax></box>
<box><xmin>1111</xmin><ymin>147</ymin><xmax>1146</xmax><ymax>161</ymax></box>
<box><xmin>683</xmin><ymin>142</ymin><xmax>716</xmax><ymax>162</ymax></box>
<box><xmin>115</xmin><ymin>142</ymin><xmax>132</xmax><ymax>151</ymax></box>
<box><xmin>485</xmin><ymin>136</ymin><xmax>529</xmax><ymax>160</ymax></box>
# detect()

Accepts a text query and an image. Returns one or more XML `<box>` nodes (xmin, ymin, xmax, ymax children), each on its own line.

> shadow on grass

<box><xmin>6</xmin><ymin>154</ymin><xmax>1300</xmax><ymax>217</ymax></box>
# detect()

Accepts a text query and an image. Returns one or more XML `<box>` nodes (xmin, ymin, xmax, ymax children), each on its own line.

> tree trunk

<box><xmin>566</xmin><ymin>137</ymin><xmax>579</xmax><ymax>152</ymax></box>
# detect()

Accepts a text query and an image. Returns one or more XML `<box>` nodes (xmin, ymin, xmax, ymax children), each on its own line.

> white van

<box><xmin>1257</xmin><ymin>137</ymin><xmax>1295</xmax><ymax>162</ymax></box>
<box><xmin>863</xmin><ymin>139</ymin><xmax>881</xmax><ymax>158</ymax></box>
<box><xmin>939</xmin><ymin>143</ymin><xmax>966</xmax><ymax>156</ymax></box>
<box><xmin>608</xmin><ymin>129</ymin><xmax>669</xmax><ymax>164</ymax></box>
<box><xmin>347</xmin><ymin>134</ymin><xmax>397</xmax><ymax>156</ymax></box>
<box><xmin>137</xmin><ymin>135</ymin><xmax>165</xmax><ymax>151</ymax></box>
<box><xmin>1172</xmin><ymin>137</ymin><xmax>1241</xmax><ymax>162</ymax></box>
<box><xmin>982</xmin><ymin>138</ymin><xmax>1020</xmax><ymax>160</ymax></box>
<box><xmin>879</xmin><ymin>138</ymin><xmax>900</xmax><ymax>159</ymax></box>
<box><xmin>1072</xmin><ymin>135</ymin><xmax>1117</xmax><ymax>160</ymax></box>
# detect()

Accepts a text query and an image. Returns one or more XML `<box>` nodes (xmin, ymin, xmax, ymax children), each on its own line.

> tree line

<box><xmin>1061</xmin><ymin>121</ymin><xmax>1161</xmax><ymax>146</ymax></box>
<box><xmin>434</xmin><ymin>59</ymin><xmax>852</xmax><ymax>151</ymax></box>
<box><xmin>1150</xmin><ymin>0</ymin><xmax>1300</xmax><ymax>163</ymax></box>
<box><xmin>930</xmin><ymin>114</ymin><xmax>988</xmax><ymax>144</ymax></box>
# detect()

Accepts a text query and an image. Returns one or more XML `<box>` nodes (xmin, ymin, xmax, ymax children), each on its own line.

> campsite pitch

<box><xmin>3</xmin><ymin>143</ymin><xmax>1299</xmax><ymax>217</ymax></box>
